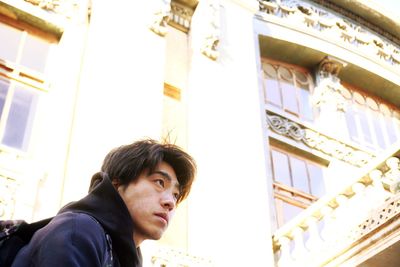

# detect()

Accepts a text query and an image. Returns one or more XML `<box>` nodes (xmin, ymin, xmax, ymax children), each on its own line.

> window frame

<box><xmin>270</xmin><ymin>145</ymin><xmax>327</xmax><ymax>227</ymax></box>
<box><xmin>261</xmin><ymin>59</ymin><xmax>317</xmax><ymax>122</ymax></box>
<box><xmin>0</xmin><ymin>17</ymin><xmax>54</xmax><ymax>153</ymax></box>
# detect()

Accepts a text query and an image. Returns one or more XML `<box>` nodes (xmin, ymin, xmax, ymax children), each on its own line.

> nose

<box><xmin>161</xmin><ymin>192</ymin><xmax>176</xmax><ymax>211</ymax></box>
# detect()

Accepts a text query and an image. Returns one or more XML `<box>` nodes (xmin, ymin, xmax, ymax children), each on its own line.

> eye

<box><xmin>173</xmin><ymin>192</ymin><xmax>180</xmax><ymax>201</ymax></box>
<box><xmin>155</xmin><ymin>179</ymin><xmax>165</xmax><ymax>188</ymax></box>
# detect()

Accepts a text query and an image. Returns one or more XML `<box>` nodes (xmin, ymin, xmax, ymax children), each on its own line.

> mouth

<box><xmin>155</xmin><ymin>213</ymin><xmax>169</xmax><ymax>225</ymax></box>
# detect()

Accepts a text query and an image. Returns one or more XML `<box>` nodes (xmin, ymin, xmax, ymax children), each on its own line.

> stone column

<box><xmin>186</xmin><ymin>0</ymin><xmax>275</xmax><ymax>265</ymax></box>
<box><xmin>62</xmin><ymin>0</ymin><xmax>168</xmax><ymax>203</ymax></box>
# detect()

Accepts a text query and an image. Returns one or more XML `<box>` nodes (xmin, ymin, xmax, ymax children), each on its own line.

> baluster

<box><xmin>291</xmin><ymin>226</ymin><xmax>308</xmax><ymax>263</ymax></box>
<box><xmin>305</xmin><ymin>216</ymin><xmax>322</xmax><ymax>251</ymax></box>
<box><xmin>350</xmin><ymin>182</ymin><xmax>368</xmax><ymax>221</ymax></box>
<box><xmin>368</xmin><ymin>169</ymin><xmax>389</xmax><ymax>209</ymax></box>
<box><xmin>319</xmin><ymin>205</ymin><xmax>334</xmax><ymax>242</ymax></box>
<box><xmin>277</xmin><ymin>236</ymin><xmax>294</xmax><ymax>267</ymax></box>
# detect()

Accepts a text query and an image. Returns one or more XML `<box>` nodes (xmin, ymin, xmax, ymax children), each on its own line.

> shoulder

<box><xmin>44</xmin><ymin>212</ymin><xmax>106</xmax><ymax>244</ymax></box>
<box><xmin>13</xmin><ymin>212</ymin><xmax>109</xmax><ymax>266</ymax></box>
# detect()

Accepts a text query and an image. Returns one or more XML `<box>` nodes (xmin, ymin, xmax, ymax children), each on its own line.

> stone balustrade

<box><xmin>272</xmin><ymin>149</ymin><xmax>400</xmax><ymax>267</ymax></box>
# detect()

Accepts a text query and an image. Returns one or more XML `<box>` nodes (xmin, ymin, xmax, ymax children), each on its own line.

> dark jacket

<box><xmin>12</xmin><ymin>172</ymin><xmax>142</xmax><ymax>267</ymax></box>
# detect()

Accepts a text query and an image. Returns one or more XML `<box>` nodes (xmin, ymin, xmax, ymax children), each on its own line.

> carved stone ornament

<box><xmin>149</xmin><ymin>0</ymin><xmax>172</xmax><ymax>37</ymax></box>
<box><xmin>267</xmin><ymin>114</ymin><xmax>305</xmax><ymax>140</ymax></box>
<box><xmin>267</xmin><ymin>113</ymin><xmax>374</xmax><ymax>166</ymax></box>
<box><xmin>201</xmin><ymin>0</ymin><xmax>220</xmax><ymax>61</ymax></box>
<box><xmin>312</xmin><ymin>56</ymin><xmax>348</xmax><ymax>112</ymax></box>
<box><xmin>169</xmin><ymin>1</ymin><xmax>194</xmax><ymax>31</ymax></box>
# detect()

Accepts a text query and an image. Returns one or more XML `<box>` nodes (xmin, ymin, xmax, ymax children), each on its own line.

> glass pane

<box><xmin>281</xmin><ymin>82</ymin><xmax>299</xmax><ymax>114</ymax></box>
<box><xmin>2</xmin><ymin>85</ymin><xmax>39</xmax><ymax>151</ymax></box>
<box><xmin>357</xmin><ymin>106</ymin><xmax>373</xmax><ymax>146</ymax></box>
<box><xmin>282</xmin><ymin>201</ymin><xmax>303</xmax><ymax>223</ymax></box>
<box><xmin>371</xmin><ymin>111</ymin><xmax>386</xmax><ymax>148</ymax></box>
<box><xmin>386</xmin><ymin>116</ymin><xmax>398</xmax><ymax>144</ymax></box>
<box><xmin>299</xmin><ymin>84</ymin><xmax>313</xmax><ymax>121</ymax></box>
<box><xmin>290</xmin><ymin>157</ymin><xmax>309</xmax><ymax>194</ymax></box>
<box><xmin>308</xmin><ymin>164</ymin><xmax>325</xmax><ymax>197</ymax></box>
<box><xmin>265</xmin><ymin>78</ymin><xmax>282</xmax><ymax>106</ymax></box>
<box><xmin>345</xmin><ymin>106</ymin><xmax>359</xmax><ymax>142</ymax></box>
<box><xmin>0</xmin><ymin>80</ymin><xmax>10</xmax><ymax>118</ymax></box>
<box><xmin>271</xmin><ymin>150</ymin><xmax>291</xmax><ymax>186</ymax></box>
<box><xmin>0</xmin><ymin>23</ymin><xmax>22</xmax><ymax>62</ymax></box>
<box><xmin>20</xmin><ymin>34</ymin><xmax>50</xmax><ymax>73</ymax></box>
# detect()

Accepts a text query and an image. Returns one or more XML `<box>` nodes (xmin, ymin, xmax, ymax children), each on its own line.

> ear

<box><xmin>112</xmin><ymin>179</ymin><xmax>121</xmax><ymax>190</ymax></box>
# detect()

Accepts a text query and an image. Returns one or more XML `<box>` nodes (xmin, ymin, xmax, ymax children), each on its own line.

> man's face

<box><xmin>117</xmin><ymin>161</ymin><xmax>180</xmax><ymax>246</ymax></box>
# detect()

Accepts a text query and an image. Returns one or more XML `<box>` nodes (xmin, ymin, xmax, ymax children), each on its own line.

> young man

<box><xmin>12</xmin><ymin>139</ymin><xmax>196</xmax><ymax>267</ymax></box>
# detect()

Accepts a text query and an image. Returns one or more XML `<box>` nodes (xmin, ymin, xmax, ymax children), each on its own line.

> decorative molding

<box><xmin>168</xmin><ymin>1</ymin><xmax>194</xmax><ymax>33</ymax></box>
<box><xmin>312</xmin><ymin>56</ymin><xmax>348</xmax><ymax>112</ymax></box>
<box><xmin>256</xmin><ymin>0</ymin><xmax>400</xmax><ymax>69</ymax></box>
<box><xmin>266</xmin><ymin>113</ymin><xmax>375</xmax><ymax>166</ymax></box>
<box><xmin>149</xmin><ymin>0</ymin><xmax>172</xmax><ymax>37</ymax></box>
<box><xmin>201</xmin><ymin>0</ymin><xmax>220</xmax><ymax>61</ymax></box>
<box><xmin>309</xmin><ymin>0</ymin><xmax>400</xmax><ymax>45</ymax></box>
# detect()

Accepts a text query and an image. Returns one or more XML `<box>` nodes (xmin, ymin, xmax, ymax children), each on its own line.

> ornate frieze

<box><xmin>200</xmin><ymin>0</ymin><xmax>220</xmax><ymax>61</ymax></box>
<box><xmin>312</xmin><ymin>56</ymin><xmax>348</xmax><ymax>112</ymax></box>
<box><xmin>267</xmin><ymin>113</ymin><xmax>375</xmax><ymax>166</ymax></box>
<box><xmin>149</xmin><ymin>0</ymin><xmax>172</xmax><ymax>37</ymax></box>
<box><xmin>256</xmin><ymin>0</ymin><xmax>400</xmax><ymax>70</ymax></box>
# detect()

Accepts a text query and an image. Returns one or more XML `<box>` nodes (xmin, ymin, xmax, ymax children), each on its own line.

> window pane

<box><xmin>271</xmin><ymin>150</ymin><xmax>291</xmax><ymax>186</ymax></box>
<box><xmin>371</xmin><ymin>111</ymin><xmax>386</xmax><ymax>148</ymax></box>
<box><xmin>299</xmin><ymin>84</ymin><xmax>313</xmax><ymax>121</ymax></box>
<box><xmin>357</xmin><ymin>106</ymin><xmax>373</xmax><ymax>146</ymax></box>
<box><xmin>0</xmin><ymin>80</ymin><xmax>10</xmax><ymax>118</ymax></box>
<box><xmin>386</xmin><ymin>116</ymin><xmax>398</xmax><ymax>144</ymax></box>
<box><xmin>265</xmin><ymin>78</ymin><xmax>281</xmax><ymax>106</ymax></box>
<box><xmin>282</xmin><ymin>201</ymin><xmax>303</xmax><ymax>223</ymax></box>
<box><xmin>20</xmin><ymin>34</ymin><xmax>50</xmax><ymax>73</ymax></box>
<box><xmin>345</xmin><ymin>106</ymin><xmax>359</xmax><ymax>142</ymax></box>
<box><xmin>308</xmin><ymin>164</ymin><xmax>325</xmax><ymax>197</ymax></box>
<box><xmin>2</xmin><ymin>85</ymin><xmax>39</xmax><ymax>151</ymax></box>
<box><xmin>281</xmin><ymin>82</ymin><xmax>299</xmax><ymax>114</ymax></box>
<box><xmin>290</xmin><ymin>157</ymin><xmax>309</xmax><ymax>194</ymax></box>
<box><xmin>0</xmin><ymin>23</ymin><xmax>22</xmax><ymax>62</ymax></box>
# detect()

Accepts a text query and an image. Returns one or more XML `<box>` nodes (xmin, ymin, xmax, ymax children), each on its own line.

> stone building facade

<box><xmin>1</xmin><ymin>0</ymin><xmax>399</xmax><ymax>266</ymax></box>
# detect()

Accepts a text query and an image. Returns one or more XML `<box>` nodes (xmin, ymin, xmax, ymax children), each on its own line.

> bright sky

<box><xmin>370</xmin><ymin>0</ymin><xmax>400</xmax><ymax>18</ymax></box>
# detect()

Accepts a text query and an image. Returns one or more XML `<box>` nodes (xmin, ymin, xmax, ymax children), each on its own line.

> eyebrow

<box><xmin>153</xmin><ymin>170</ymin><xmax>180</xmax><ymax>190</ymax></box>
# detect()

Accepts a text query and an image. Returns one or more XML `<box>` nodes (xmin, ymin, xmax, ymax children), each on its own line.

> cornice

<box><xmin>256</xmin><ymin>0</ymin><xmax>400</xmax><ymax>73</ymax></box>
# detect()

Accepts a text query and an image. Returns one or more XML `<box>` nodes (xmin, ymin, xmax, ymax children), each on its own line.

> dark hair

<box><xmin>101</xmin><ymin>139</ymin><xmax>196</xmax><ymax>203</ymax></box>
